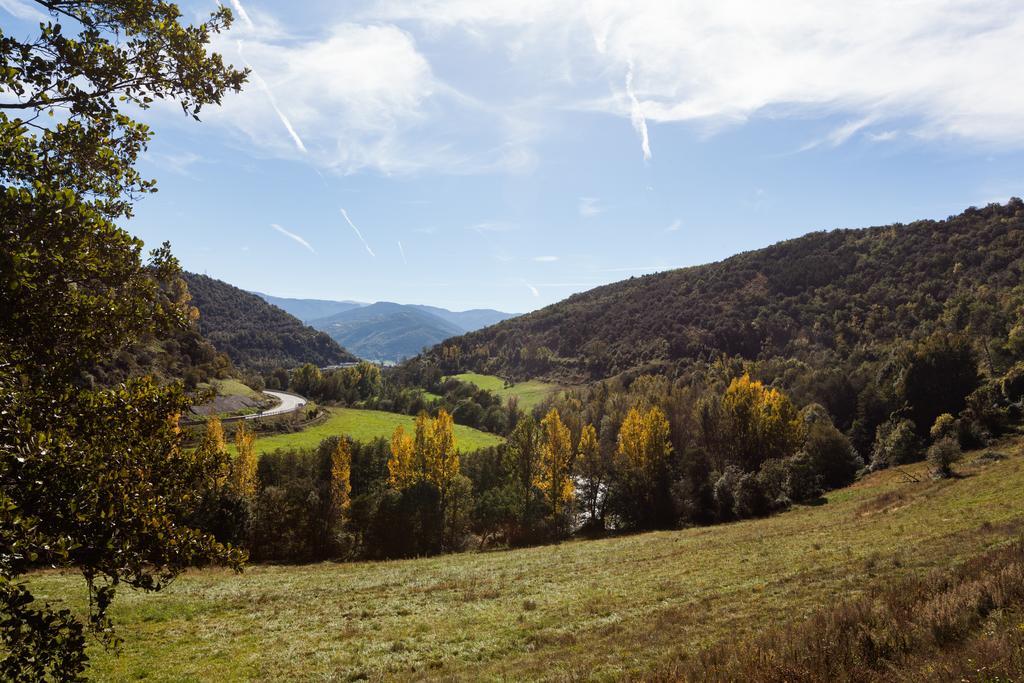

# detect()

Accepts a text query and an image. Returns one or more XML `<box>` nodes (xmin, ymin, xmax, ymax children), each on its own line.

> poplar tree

<box><xmin>230</xmin><ymin>422</ymin><xmax>258</xmax><ymax>500</ymax></box>
<box><xmin>537</xmin><ymin>408</ymin><xmax>574</xmax><ymax>523</ymax></box>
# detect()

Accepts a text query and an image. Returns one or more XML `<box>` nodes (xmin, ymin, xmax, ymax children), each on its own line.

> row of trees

<box><xmin>195</xmin><ymin>371</ymin><xmax>869</xmax><ymax>562</ymax></box>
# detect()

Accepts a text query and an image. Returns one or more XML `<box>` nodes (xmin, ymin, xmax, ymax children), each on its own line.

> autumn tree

<box><xmin>575</xmin><ymin>424</ymin><xmax>606</xmax><ymax>531</ymax></box>
<box><xmin>0</xmin><ymin>1</ymin><xmax>246</xmax><ymax>676</ymax></box>
<box><xmin>537</xmin><ymin>409</ymin><xmax>574</xmax><ymax>529</ymax></box>
<box><xmin>387</xmin><ymin>425</ymin><xmax>415</xmax><ymax>489</ymax></box>
<box><xmin>701</xmin><ymin>374</ymin><xmax>803</xmax><ymax>471</ymax></box>
<box><xmin>610</xmin><ymin>406</ymin><xmax>675</xmax><ymax>529</ymax></box>
<box><xmin>331</xmin><ymin>439</ymin><xmax>353</xmax><ymax>514</ymax></box>
<box><xmin>386</xmin><ymin>411</ymin><xmax>466</xmax><ymax>550</ymax></box>
<box><xmin>230</xmin><ymin>422</ymin><xmax>258</xmax><ymax>500</ymax></box>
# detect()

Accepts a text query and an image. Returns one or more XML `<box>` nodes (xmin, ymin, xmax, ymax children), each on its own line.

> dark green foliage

<box><xmin>184</xmin><ymin>273</ymin><xmax>355</xmax><ymax>373</ymax></box>
<box><xmin>0</xmin><ymin>3</ymin><xmax>248</xmax><ymax>672</ymax></box>
<box><xmin>426</xmin><ymin>200</ymin><xmax>1024</xmax><ymax>384</ymax></box>
<box><xmin>1000</xmin><ymin>361</ymin><xmax>1024</xmax><ymax>402</ymax></box>
<box><xmin>927</xmin><ymin>437</ymin><xmax>962</xmax><ymax>479</ymax></box>
<box><xmin>799</xmin><ymin>421</ymin><xmax>863</xmax><ymax>490</ymax></box>
<box><xmin>870</xmin><ymin>418</ymin><xmax>921</xmax><ymax>470</ymax></box>
<box><xmin>899</xmin><ymin>334</ymin><xmax>981</xmax><ymax>435</ymax></box>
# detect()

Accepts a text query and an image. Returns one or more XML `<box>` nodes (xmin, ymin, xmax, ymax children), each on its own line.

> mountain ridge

<box><xmin>420</xmin><ymin>199</ymin><xmax>1024</xmax><ymax>383</ymax></box>
<box><xmin>184</xmin><ymin>273</ymin><xmax>357</xmax><ymax>372</ymax></box>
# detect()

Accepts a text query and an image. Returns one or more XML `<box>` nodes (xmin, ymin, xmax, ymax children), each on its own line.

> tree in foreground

<box><xmin>0</xmin><ymin>1</ymin><xmax>246</xmax><ymax>678</ymax></box>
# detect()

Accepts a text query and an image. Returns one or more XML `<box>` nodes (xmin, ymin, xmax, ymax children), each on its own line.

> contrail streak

<box><xmin>340</xmin><ymin>208</ymin><xmax>376</xmax><ymax>257</ymax></box>
<box><xmin>397</xmin><ymin>240</ymin><xmax>408</xmax><ymax>264</ymax></box>
<box><xmin>270</xmin><ymin>223</ymin><xmax>314</xmax><ymax>253</ymax></box>
<box><xmin>228</xmin><ymin>0</ymin><xmax>254</xmax><ymax>29</ymax></box>
<box><xmin>238</xmin><ymin>41</ymin><xmax>307</xmax><ymax>154</ymax></box>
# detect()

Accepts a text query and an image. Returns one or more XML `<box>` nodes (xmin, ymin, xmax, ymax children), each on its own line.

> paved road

<box><xmin>245</xmin><ymin>390</ymin><xmax>307</xmax><ymax>420</ymax></box>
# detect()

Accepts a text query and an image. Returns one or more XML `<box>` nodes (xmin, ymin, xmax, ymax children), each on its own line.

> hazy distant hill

<box><xmin>309</xmin><ymin>302</ymin><xmax>467</xmax><ymax>363</ymax></box>
<box><xmin>185</xmin><ymin>274</ymin><xmax>357</xmax><ymax>372</ymax></box>
<box><xmin>424</xmin><ymin>199</ymin><xmax>1024</xmax><ymax>382</ymax></box>
<box><xmin>410</xmin><ymin>305</ymin><xmax>515</xmax><ymax>331</ymax></box>
<box><xmin>252</xmin><ymin>293</ymin><xmax>363</xmax><ymax>323</ymax></box>
<box><xmin>254</xmin><ymin>292</ymin><xmax>516</xmax><ymax>363</ymax></box>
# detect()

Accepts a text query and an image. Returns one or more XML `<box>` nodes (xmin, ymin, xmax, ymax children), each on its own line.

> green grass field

<box><xmin>248</xmin><ymin>407</ymin><xmax>504</xmax><ymax>455</ymax></box>
<box><xmin>449</xmin><ymin>372</ymin><xmax>560</xmax><ymax>412</ymax></box>
<box><xmin>29</xmin><ymin>438</ymin><xmax>1024</xmax><ymax>680</ymax></box>
<box><xmin>201</xmin><ymin>378</ymin><xmax>264</xmax><ymax>402</ymax></box>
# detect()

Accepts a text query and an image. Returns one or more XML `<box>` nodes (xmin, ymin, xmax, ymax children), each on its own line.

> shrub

<box><xmin>799</xmin><ymin>421</ymin><xmax>863</xmax><ymax>490</ymax></box>
<box><xmin>870</xmin><ymin>418</ymin><xmax>921</xmax><ymax>470</ymax></box>
<box><xmin>732</xmin><ymin>472</ymin><xmax>771</xmax><ymax>518</ymax></box>
<box><xmin>929</xmin><ymin>413</ymin><xmax>957</xmax><ymax>442</ymax></box>
<box><xmin>1000</xmin><ymin>361</ymin><xmax>1024</xmax><ymax>402</ymax></box>
<box><xmin>712</xmin><ymin>466</ymin><xmax>742</xmax><ymax>521</ymax></box>
<box><xmin>927</xmin><ymin>437</ymin><xmax>962</xmax><ymax>479</ymax></box>
<box><xmin>784</xmin><ymin>451</ymin><xmax>824</xmax><ymax>503</ymax></box>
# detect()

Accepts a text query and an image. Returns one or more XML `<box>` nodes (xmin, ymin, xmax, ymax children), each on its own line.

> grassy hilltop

<box><xmin>30</xmin><ymin>437</ymin><xmax>1024</xmax><ymax>680</ymax></box>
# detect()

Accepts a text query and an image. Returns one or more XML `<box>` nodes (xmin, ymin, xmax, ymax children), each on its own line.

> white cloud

<box><xmin>665</xmin><ymin>219</ymin><xmax>682</xmax><ymax>232</ymax></box>
<box><xmin>867</xmin><ymin>130</ymin><xmax>899</xmax><ymax>143</ymax></box>
<box><xmin>397</xmin><ymin>240</ymin><xmax>408</xmax><ymax>264</ymax></box>
<box><xmin>533</xmin><ymin>255</ymin><xmax>559</xmax><ymax>262</ymax></box>
<box><xmin>270</xmin><ymin>223</ymin><xmax>315</xmax><ymax>253</ymax></box>
<box><xmin>340</xmin><ymin>208</ymin><xmax>376</xmax><ymax>257</ymax></box>
<box><xmin>371</xmin><ymin>0</ymin><xmax>1024</xmax><ymax>149</ymax></box>
<box><xmin>625</xmin><ymin>61</ymin><xmax>651</xmax><ymax>161</ymax></box>
<box><xmin>0</xmin><ymin>0</ymin><xmax>46</xmax><ymax>20</ymax></box>
<box><xmin>799</xmin><ymin>115</ymin><xmax>877</xmax><ymax>152</ymax></box>
<box><xmin>522</xmin><ymin>280</ymin><xmax>540</xmax><ymax>297</ymax></box>
<box><xmin>578</xmin><ymin>196</ymin><xmax>603</xmax><ymax>217</ymax></box>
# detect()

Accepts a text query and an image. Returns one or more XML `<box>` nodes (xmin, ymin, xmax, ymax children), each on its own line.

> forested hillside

<box><xmin>310</xmin><ymin>301</ymin><xmax>466</xmax><ymax>362</ymax></box>
<box><xmin>428</xmin><ymin>200</ymin><xmax>1024</xmax><ymax>383</ymax></box>
<box><xmin>184</xmin><ymin>273</ymin><xmax>356</xmax><ymax>372</ymax></box>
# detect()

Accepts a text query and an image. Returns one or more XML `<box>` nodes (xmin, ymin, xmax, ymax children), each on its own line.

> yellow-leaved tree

<box><xmin>713</xmin><ymin>373</ymin><xmax>803</xmax><ymax>471</ymax></box>
<box><xmin>329</xmin><ymin>436</ymin><xmax>352</xmax><ymax>515</ymax></box>
<box><xmin>614</xmin><ymin>405</ymin><xmax>674</xmax><ymax>528</ymax></box>
<box><xmin>537</xmin><ymin>408</ymin><xmax>574</xmax><ymax>521</ymax></box>
<box><xmin>424</xmin><ymin>409</ymin><xmax>459</xmax><ymax>495</ymax></box>
<box><xmin>197</xmin><ymin>416</ymin><xmax>229</xmax><ymax>485</ymax></box>
<box><xmin>388</xmin><ymin>425</ymin><xmax>416</xmax><ymax>489</ymax></box>
<box><xmin>388</xmin><ymin>410</ymin><xmax>459</xmax><ymax>496</ymax></box>
<box><xmin>229</xmin><ymin>421</ymin><xmax>258</xmax><ymax>499</ymax></box>
<box><xmin>576</xmin><ymin>423</ymin><xmax>604</xmax><ymax>528</ymax></box>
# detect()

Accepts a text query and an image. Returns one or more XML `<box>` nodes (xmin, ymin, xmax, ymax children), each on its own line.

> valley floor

<box><xmin>30</xmin><ymin>438</ymin><xmax>1024</xmax><ymax>681</ymax></box>
<box><xmin>244</xmin><ymin>406</ymin><xmax>504</xmax><ymax>455</ymax></box>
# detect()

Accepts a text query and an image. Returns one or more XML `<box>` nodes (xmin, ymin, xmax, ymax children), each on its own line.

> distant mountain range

<box><xmin>255</xmin><ymin>294</ymin><xmax>516</xmax><ymax>362</ymax></box>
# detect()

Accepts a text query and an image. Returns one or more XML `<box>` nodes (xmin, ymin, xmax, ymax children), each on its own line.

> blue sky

<box><xmin>4</xmin><ymin>0</ymin><xmax>1022</xmax><ymax>312</ymax></box>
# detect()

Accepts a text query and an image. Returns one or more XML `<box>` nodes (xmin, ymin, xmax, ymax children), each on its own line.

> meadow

<box><xmin>247</xmin><ymin>407</ymin><xmax>504</xmax><ymax>455</ymax></box>
<box><xmin>30</xmin><ymin>438</ymin><xmax>1024</xmax><ymax>680</ymax></box>
<box><xmin>449</xmin><ymin>372</ymin><xmax>560</xmax><ymax>412</ymax></box>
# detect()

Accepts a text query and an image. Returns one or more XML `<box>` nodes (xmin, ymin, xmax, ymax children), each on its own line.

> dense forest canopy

<box><xmin>427</xmin><ymin>200</ymin><xmax>1024</xmax><ymax>384</ymax></box>
<box><xmin>185</xmin><ymin>273</ymin><xmax>356</xmax><ymax>372</ymax></box>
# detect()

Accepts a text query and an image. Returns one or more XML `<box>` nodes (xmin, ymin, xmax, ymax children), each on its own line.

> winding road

<box><xmin>245</xmin><ymin>390</ymin><xmax>307</xmax><ymax>420</ymax></box>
